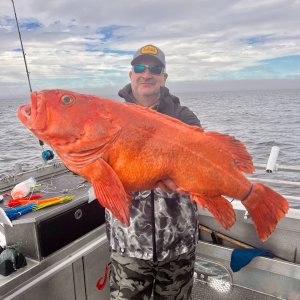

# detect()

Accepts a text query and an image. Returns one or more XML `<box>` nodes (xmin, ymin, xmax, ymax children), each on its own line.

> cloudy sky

<box><xmin>1</xmin><ymin>0</ymin><xmax>299</xmax><ymax>98</ymax></box>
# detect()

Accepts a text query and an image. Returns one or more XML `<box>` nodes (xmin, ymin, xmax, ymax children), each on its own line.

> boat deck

<box><xmin>192</xmin><ymin>280</ymin><xmax>279</xmax><ymax>300</ymax></box>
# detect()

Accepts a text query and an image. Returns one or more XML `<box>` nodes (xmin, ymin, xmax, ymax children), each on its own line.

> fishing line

<box><xmin>11</xmin><ymin>0</ymin><xmax>32</xmax><ymax>93</ymax></box>
<box><xmin>11</xmin><ymin>0</ymin><xmax>54</xmax><ymax>163</ymax></box>
<box><xmin>35</xmin><ymin>174</ymin><xmax>88</xmax><ymax>195</ymax></box>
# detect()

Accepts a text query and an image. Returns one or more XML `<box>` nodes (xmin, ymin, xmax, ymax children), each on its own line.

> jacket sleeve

<box><xmin>178</xmin><ymin>106</ymin><xmax>201</xmax><ymax>127</ymax></box>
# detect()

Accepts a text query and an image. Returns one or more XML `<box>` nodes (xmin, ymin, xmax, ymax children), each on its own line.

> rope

<box><xmin>241</xmin><ymin>184</ymin><xmax>254</xmax><ymax>201</ymax></box>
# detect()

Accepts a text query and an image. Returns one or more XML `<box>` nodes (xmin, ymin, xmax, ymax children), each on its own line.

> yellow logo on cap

<box><xmin>141</xmin><ymin>45</ymin><xmax>158</xmax><ymax>55</ymax></box>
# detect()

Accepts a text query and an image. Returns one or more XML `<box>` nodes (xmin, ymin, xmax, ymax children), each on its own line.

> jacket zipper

<box><xmin>151</xmin><ymin>190</ymin><xmax>157</xmax><ymax>262</ymax></box>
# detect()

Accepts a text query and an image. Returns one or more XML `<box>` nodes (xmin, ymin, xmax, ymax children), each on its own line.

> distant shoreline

<box><xmin>1</xmin><ymin>79</ymin><xmax>300</xmax><ymax>101</ymax></box>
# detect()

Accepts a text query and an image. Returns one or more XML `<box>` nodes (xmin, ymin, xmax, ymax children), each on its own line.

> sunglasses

<box><xmin>133</xmin><ymin>64</ymin><xmax>164</xmax><ymax>75</ymax></box>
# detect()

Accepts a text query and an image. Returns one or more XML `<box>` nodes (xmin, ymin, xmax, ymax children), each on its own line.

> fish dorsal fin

<box><xmin>206</xmin><ymin>132</ymin><xmax>255</xmax><ymax>174</ymax></box>
<box><xmin>125</xmin><ymin>103</ymin><xmax>204</xmax><ymax>132</ymax></box>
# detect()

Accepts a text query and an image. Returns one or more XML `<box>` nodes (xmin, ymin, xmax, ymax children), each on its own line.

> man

<box><xmin>106</xmin><ymin>44</ymin><xmax>201</xmax><ymax>300</ymax></box>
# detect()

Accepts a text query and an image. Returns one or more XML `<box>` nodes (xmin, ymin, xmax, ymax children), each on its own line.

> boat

<box><xmin>0</xmin><ymin>148</ymin><xmax>299</xmax><ymax>300</ymax></box>
<box><xmin>2</xmin><ymin>1</ymin><xmax>299</xmax><ymax>298</ymax></box>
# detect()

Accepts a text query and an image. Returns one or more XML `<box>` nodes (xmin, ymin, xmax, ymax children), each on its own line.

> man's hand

<box><xmin>157</xmin><ymin>178</ymin><xmax>187</xmax><ymax>194</ymax></box>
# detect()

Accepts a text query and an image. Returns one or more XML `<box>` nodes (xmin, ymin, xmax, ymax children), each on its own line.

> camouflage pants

<box><xmin>110</xmin><ymin>249</ymin><xmax>195</xmax><ymax>300</ymax></box>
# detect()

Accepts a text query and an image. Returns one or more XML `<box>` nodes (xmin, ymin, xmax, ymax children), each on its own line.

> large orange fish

<box><xmin>18</xmin><ymin>89</ymin><xmax>288</xmax><ymax>241</ymax></box>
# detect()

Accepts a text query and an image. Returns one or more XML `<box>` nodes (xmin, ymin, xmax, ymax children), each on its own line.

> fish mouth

<box><xmin>18</xmin><ymin>92</ymin><xmax>47</xmax><ymax>131</ymax></box>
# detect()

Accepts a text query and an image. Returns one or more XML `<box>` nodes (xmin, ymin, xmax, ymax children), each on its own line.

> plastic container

<box><xmin>11</xmin><ymin>177</ymin><xmax>37</xmax><ymax>199</ymax></box>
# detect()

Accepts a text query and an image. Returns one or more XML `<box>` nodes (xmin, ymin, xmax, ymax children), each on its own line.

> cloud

<box><xmin>214</xmin><ymin>55</ymin><xmax>300</xmax><ymax>80</ymax></box>
<box><xmin>0</xmin><ymin>0</ymin><xmax>300</xmax><ymax>97</ymax></box>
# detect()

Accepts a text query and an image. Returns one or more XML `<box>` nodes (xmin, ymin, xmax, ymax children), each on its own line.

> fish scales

<box><xmin>17</xmin><ymin>89</ymin><xmax>289</xmax><ymax>241</ymax></box>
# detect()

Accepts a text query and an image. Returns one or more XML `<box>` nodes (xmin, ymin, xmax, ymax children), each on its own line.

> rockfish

<box><xmin>18</xmin><ymin>90</ymin><xmax>289</xmax><ymax>241</ymax></box>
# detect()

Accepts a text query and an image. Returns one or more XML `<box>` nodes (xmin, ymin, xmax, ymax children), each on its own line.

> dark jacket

<box><xmin>118</xmin><ymin>84</ymin><xmax>201</xmax><ymax>126</ymax></box>
<box><xmin>105</xmin><ymin>84</ymin><xmax>201</xmax><ymax>261</ymax></box>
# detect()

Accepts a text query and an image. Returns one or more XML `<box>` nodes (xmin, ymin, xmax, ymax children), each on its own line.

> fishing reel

<box><xmin>39</xmin><ymin>140</ymin><xmax>54</xmax><ymax>162</ymax></box>
<box><xmin>42</xmin><ymin>149</ymin><xmax>54</xmax><ymax>162</ymax></box>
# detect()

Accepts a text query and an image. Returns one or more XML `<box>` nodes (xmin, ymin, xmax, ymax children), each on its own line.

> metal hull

<box><xmin>0</xmin><ymin>226</ymin><xmax>110</xmax><ymax>300</ymax></box>
<box><xmin>0</xmin><ymin>163</ymin><xmax>111</xmax><ymax>299</ymax></box>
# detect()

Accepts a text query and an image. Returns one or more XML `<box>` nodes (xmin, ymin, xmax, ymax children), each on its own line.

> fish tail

<box><xmin>242</xmin><ymin>183</ymin><xmax>289</xmax><ymax>241</ymax></box>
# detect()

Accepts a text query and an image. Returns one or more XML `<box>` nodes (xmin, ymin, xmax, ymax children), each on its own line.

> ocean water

<box><xmin>0</xmin><ymin>89</ymin><xmax>299</xmax><ymax>199</ymax></box>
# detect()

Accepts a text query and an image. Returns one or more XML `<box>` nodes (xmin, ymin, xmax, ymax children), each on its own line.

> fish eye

<box><xmin>61</xmin><ymin>95</ymin><xmax>74</xmax><ymax>105</ymax></box>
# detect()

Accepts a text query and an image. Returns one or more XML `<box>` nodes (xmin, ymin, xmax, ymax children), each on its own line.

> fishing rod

<box><xmin>11</xmin><ymin>0</ymin><xmax>32</xmax><ymax>93</ymax></box>
<box><xmin>11</xmin><ymin>0</ymin><xmax>54</xmax><ymax>162</ymax></box>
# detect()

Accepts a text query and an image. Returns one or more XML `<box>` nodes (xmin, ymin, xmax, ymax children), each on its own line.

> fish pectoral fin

<box><xmin>92</xmin><ymin>160</ymin><xmax>131</xmax><ymax>225</ymax></box>
<box><xmin>191</xmin><ymin>193</ymin><xmax>236</xmax><ymax>229</ymax></box>
<box><xmin>205</xmin><ymin>132</ymin><xmax>255</xmax><ymax>174</ymax></box>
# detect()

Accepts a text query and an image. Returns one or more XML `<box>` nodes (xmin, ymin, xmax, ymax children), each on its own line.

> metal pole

<box><xmin>11</xmin><ymin>0</ymin><xmax>32</xmax><ymax>93</ymax></box>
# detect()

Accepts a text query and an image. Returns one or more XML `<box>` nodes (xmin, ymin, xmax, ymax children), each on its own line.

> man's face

<box><xmin>129</xmin><ymin>57</ymin><xmax>168</xmax><ymax>100</ymax></box>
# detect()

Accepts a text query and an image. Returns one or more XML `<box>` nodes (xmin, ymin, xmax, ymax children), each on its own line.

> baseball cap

<box><xmin>131</xmin><ymin>44</ymin><xmax>166</xmax><ymax>67</ymax></box>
